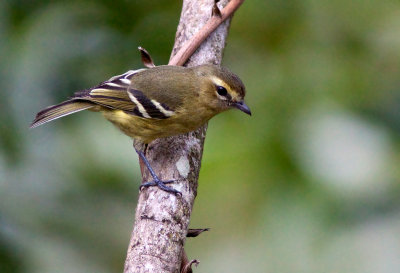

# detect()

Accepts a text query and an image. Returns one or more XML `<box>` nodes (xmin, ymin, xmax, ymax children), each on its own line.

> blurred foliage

<box><xmin>1</xmin><ymin>0</ymin><xmax>400</xmax><ymax>272</ymax></box>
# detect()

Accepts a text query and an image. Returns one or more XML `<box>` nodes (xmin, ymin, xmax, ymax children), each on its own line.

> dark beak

<box><xmin>233</xmin><ymin>101</ymin><xmax>252</xmax><ymax>116</ymax></box>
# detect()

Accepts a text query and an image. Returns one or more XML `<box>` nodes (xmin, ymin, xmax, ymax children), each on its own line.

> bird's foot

<box><xmin>140</xmin><ymin>179</ymin><xmax>180</xmax><ymax>195</ymax></box>
<box><xmin>135</xmin><ymin>148</ymin><xmax>181</xmax><ymax>196</ymax></box>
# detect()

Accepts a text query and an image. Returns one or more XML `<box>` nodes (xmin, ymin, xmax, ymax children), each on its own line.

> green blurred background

<box><xmin>1</xmin><ymin>0</ymin><xmax>400</xmax><ymax>272</ymax></box>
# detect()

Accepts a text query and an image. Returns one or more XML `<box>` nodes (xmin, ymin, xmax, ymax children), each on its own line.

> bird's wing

<box><xmin>126</xmin><ymin>88</ymin><xmax>175</xmax><ymax>119</ymax></box>
<box><xmin>72</xmin><ymin>70</ymin><xmax>142</xmax><ymax>112</ymax></box>
<box><xmin>73</xmin><ymin>69</ymin><xmax>176</xmax><ymax>119</ymax></box>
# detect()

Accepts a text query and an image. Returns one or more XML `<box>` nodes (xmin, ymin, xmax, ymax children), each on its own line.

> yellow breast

<box><xmin>101</xmin><ymin>106</ymin><xmax>215</xmax><ymax>143</ymax></box>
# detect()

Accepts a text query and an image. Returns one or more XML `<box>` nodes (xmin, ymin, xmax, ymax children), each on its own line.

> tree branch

<box><xmin>124</xmin><ymin>1</ymin><xmax>243</xmax><ymax>272</ymax></box>
<box><xmin>169</xmin><ymin>0</ymin><xmax>244</xmax><ymax>66</ymax></box>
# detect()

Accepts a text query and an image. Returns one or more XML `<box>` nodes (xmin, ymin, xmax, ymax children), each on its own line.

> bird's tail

<box><xmin>30</xmin><ymin>100</ymin><xmax>95</xmax><ymax>128</ymax></box>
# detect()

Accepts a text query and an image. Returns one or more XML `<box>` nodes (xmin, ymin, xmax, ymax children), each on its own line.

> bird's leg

<box><xmin>135</xmin><ymin>147</ymin><xmax>180</xmax><ymax>195</ymax></box>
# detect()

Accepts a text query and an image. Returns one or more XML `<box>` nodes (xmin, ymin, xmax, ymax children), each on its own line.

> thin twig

<box><xmin>168</xmin><ymin>0</ymin><xmax>245</xmax><ymax>66</ymax></box>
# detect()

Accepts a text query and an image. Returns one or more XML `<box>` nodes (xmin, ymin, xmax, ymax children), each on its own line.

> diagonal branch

<box><xmin>124</xmin><ymin>1</ymin><xmax>244</xmax><ymax>272</ymax></box>
<box><xmin>169</xmin><ymin>0</ymin><xmax>244</xmax><ymax>66</ymax></box>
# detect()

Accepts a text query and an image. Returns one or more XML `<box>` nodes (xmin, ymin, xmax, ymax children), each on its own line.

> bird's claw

<box><xmin>140</xmin><ymin>179</ymin><xmax>181</xmax><ymax>196</ymax></box>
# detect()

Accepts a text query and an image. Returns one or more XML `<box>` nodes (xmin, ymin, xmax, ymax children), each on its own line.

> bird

<box><xmin>31</xmin><ymin>64</ymin><xmax>251</xmax><ymax>194</ymax></box>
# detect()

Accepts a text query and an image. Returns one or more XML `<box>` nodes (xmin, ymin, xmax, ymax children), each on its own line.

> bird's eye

<box><xmin>216</xmin><ymin>86</ymin><xmax>228</xmax><ymax>96</ymax></box>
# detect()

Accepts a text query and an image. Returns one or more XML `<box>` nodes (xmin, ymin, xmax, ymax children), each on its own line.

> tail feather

<box><xmin>30</xmin><ymin>100</ymin><xmax>95</xmax><ymax>128</ymax></box>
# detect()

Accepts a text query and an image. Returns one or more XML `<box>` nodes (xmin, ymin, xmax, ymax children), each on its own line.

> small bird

<box><xmin>31</xmin><ymin>64</ymin><xmax>251</xmax><ymax>193</ymax></box>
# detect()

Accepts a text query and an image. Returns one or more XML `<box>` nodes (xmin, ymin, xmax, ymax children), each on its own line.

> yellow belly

<box><xmin>101</xmin><ymin>109</ymin><xmax>212</xmax><ymax>143</ymax></box>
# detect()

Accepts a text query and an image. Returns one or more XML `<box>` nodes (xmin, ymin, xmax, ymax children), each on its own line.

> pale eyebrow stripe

<box><xmin>209</xmin><ymin>76</ymin><xmax>234</xmax><ymax>93</ymax></box>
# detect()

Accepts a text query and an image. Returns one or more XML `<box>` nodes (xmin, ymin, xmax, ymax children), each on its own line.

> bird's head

<box><xmin>194</xmin><ymin>65</ymin><xmax>251</xmax><ymax>116</ymax></box>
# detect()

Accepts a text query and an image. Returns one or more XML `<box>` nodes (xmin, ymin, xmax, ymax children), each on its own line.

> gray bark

<box><xmin>124</xmin><ymin>1</ymin><xmax>231</xmax><ymax>272</ymax></box>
